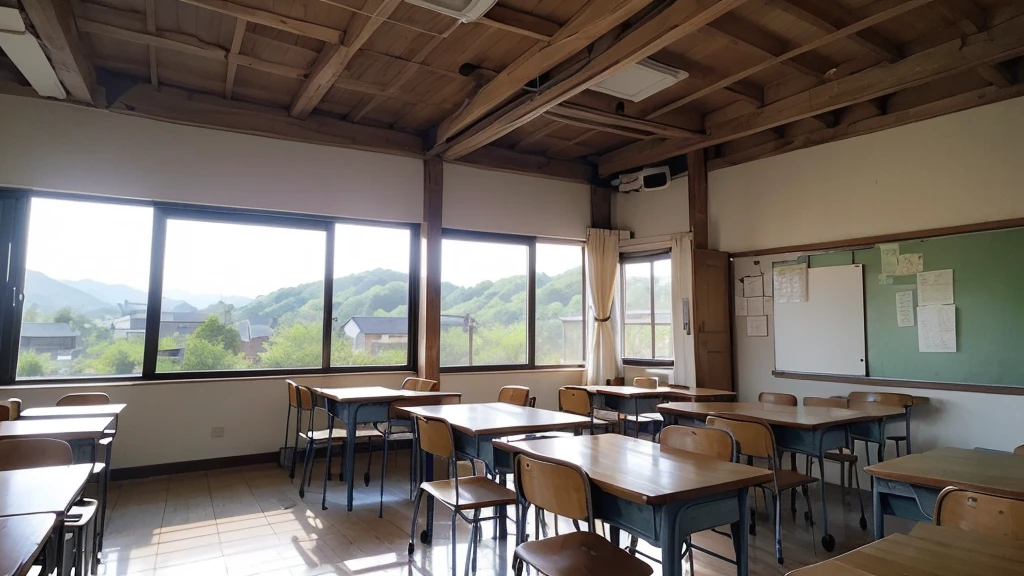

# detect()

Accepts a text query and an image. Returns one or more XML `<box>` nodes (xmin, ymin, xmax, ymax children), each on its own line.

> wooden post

<box><xmin>590</xmin><ymin>185</ymin><xmax>612</xmax><ymax>229</ymax></box>
<box><xmin>419</xmin><ymin>158</ymin><xmax>443</xmax><ymax>389</ymax></box>
<box><xmin>688</xmin><ymin>148</ymin><xmax>709</xmax><ymax>250</ymax></box>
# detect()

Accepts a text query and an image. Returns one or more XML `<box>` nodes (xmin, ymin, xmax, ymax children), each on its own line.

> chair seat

<box><xmin>515</xmin><ymin>531</ymin><xmax>654</xmax><ymax>576</ymax></box>
<box><xmin>66</xmin><ymin>499</ymin><xmax>98</xmax><ymax>528</ymax></box>
<box><xmin>618</xmin><ymin>413</ymin><xmax>660</xmax><ymax>423</ymax></box>
<box><xmin>92</xmin><ymin>462</ymin><xmax>105</xmax><ymax>475</ymax></box>
<box><xmin>887</xmin><ymin>435</ymin><xmax>907</xmax><ymax>442</ymax></box>
<box><xmin>301</xmin><ymin>426</ymin><xmax>381</xmax><ymax>443</ymax></box>
<box><xmin>824</xmin><ymin>450</ymin><xmax>858</xmax><ymax>464</ymax></box>
<box><xmin>499</xmin><ymin>431</ymin><xmax>576</xmax><ymax>443</ymax></box>
<box><xmin>420</xmin><ymin>476</ymin><xmax>516</xmax><ymax>511</ymax></box>
<box><xmin>99</xmin><ymin>437</ymin><xmax>113</xmax><ymax>446</ymax></box>
<box><xmin>592</xmin><ymin>409</ymin><xmax>620</xmax><ymax>423</ymax></box>
<box><xmin>767</xmin><ymin>469</ymin><xmax>819</xmax><ymax>493</ymax></box>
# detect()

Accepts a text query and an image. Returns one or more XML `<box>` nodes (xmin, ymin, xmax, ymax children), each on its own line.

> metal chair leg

<box><xmin>408</xmin><ymin>488</ymin><xmax>424</xmax><ymax>555</ymax></box>
<box><xmin>450</xmin><ymin>510</ymin><xmax>459</xmax><ymax>576</ymax></box>
<box><xmin>379</xmin><ymin>430</ymin><xmax>389</xmax><ymax>518</ymax></box>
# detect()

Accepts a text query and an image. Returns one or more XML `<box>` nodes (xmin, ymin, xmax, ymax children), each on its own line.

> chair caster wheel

<box><xmin>822</xmin><ymin>534</ymin><xmax>836</xmax><ymax>552</ymax></box>
<box><xmin>420</xmin><ymin>530</ymin><xmax>430</xmax><ymax>544</ymax></box>
<box><xmin>408</xmin><ymin>542</ymin><xmax>414</xmax><ymax>555</ymax></box>
<box><xmin>749</xmin><ymin>524</ymin><xmax>756</xmax><ymax>536</ymax></box>
<box><xmin>859</xmin><ymin>517</ymin><xmax>868</xmax><ymax>531</ymax></box>
<box><xmin>364</xmin><ymin>472</ymin><xmax>371</xmax><ymax>486</ymax></box>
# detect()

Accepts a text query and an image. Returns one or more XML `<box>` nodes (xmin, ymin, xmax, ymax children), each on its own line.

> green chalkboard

<box><xmin>809</xmin><ymin>227</ymin><xmax>1024</xmax><ymax>387</ymax></box>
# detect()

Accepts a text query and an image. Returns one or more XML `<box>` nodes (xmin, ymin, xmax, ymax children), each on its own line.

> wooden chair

<box><xmin>0</xmin><ymin>439</ymin><xmax>97</xmax><ymax>576</ymax></box>
<box><xmin>0</xmin><ymin>398</ymin><xmax>21</xmax><ymax>421</ymax></box>
<box><xmin>617</xmin><ymin>377</ymin><xmax>663</xmax><ymax>438</ymax></box>
<box><xmin>408</xmin><ymin>415</ymin><xmax>516</xmax><ymax>576</ymax></box>
<box><xmin>55</xmin><ymin>393</ymin><xmax>110</xmax><ymax>407</ymax></box>
<box><xmin>934</xmin><ymin>487</ymin><xmax>1024</xmax><ymax>540</ymax></box>
<box><xmin>511</xmin><ymin>452</ymin><xmax>653</xmax><ymax>576</ymax></box>
<box><xmin>498</xmin><ymin>385</ymin><xmax>530</xmax><ymax>407</ymax></box>
<box><xmin>402</xmin><ymin>377</ymin><xmax>437</xmax><ymax>391</ymax></box>
<box><xmin>557</xmin><ymin>388</ymin><xmax>616</xmax><ymax>435</ymax></box>
<box><xmin>1015</xmin><ymin>445</ymin><xmax>1024</xmax><ymax>455</ymax></box>
<box><xmin>759</xmin><ymin>392</ymin><xmax>798</xmax><ymax>406</ymax></box>
<box><xmin>849</xmin><ymin>391</ymin><xmax>913</xmax><ymax>458</ymax></box>
<box><xmin>708</xmin><ymin>414</ymin><xmax>818</xmax><ymax>564</ymax></box>
<box><xmin>802</xmin><ymin>397</ymin><xmax>866</xmax><ymax>529</ymax></box>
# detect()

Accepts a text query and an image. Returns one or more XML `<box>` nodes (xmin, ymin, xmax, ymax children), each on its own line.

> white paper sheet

<box><xmin>917</xmin><ymin>269</ymin><xmax>954</xmax><ymax>306</ymax></box>
<box><xmin>743</xmin><ymin>275</ymin><xmax>764</xmax><ymax>298</ymax></box>
<box><xmin>896</xmin><ymin>291</ymin><xmax>915</xmax><ymax>327</ymax></box>
<box><xmin>880</xmin><ymin>243</ymin><xmax>899</xmax><ymax>275</ymax></box>
<box><xmin>735</xmin><ymin>296</ymin><xmax>748</xmax><ymax>316</ymax></box>
<box><xmin>746</xmin><ymin>297</ymin><xmax>765</xmax><ymax>316</ymax></box>
<box><xmin>763</xmin><ymin>297</ymin><xmax>773</xmax><ymax>316</ymax></box>
<box><xmin>746</xmin><ymin>315</ymin><xmax>768</xmax><ymax>337</ymax></box>
<box><xmin>895</xmin><ymin>253</ymin><xmax>924</xmax><ymax>275</ymax></box>
<box><xmin>773</xmin><ymin>263</ymin><xmax>808</xmax><ymax>303</ymax></box>
<box><xmin>918</xmin><ymin>304</ymin><xmax>956</xmax><ymax>352</ymax></box>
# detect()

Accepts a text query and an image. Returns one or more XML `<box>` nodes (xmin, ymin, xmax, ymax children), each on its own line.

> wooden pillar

<box><xmin>590</xmin><ymin>185</ymin><xmax>612</xmax><ymax>229</ymax></box>
<box><xmin>418</xmin><ymin>158</ymin><xmax>443</xmax><ymax>389</ymax></box>
<box><xmin>687</xmin><ymin>148</ymin><xmax>708</xmax><ymax>250</ymax></box>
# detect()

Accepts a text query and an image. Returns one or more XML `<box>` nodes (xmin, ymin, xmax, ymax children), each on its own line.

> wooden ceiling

<box><xmin>3</xmin><ymin>0</ymin><xmax>1024</xmax><ymax>184</ymax></box>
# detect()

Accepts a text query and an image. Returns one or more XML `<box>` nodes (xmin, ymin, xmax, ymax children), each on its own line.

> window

<box><xmin>332</xmin><ymin>223</ymin><xmax>411</xmax><ymax>367</ymax></box>
<box><xmin>621</xmin><ymin>255</ymin><xmax>673</xmax><ymax>363</ymax></box>
<box><xmin>18</xmin><ymin>198</ymin><xmax>153</xmax><ymax>378</ymax></box>
<box><xmin>536</xmin><ymin>243</ymin><xmax>584</xmax><ymax>365</ymax></box>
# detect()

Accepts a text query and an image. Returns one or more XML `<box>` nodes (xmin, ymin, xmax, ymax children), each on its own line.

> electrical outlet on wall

<box><xmin>211</xmin><ymin>426</ymin><xmax>225</xmax><ymax>438</ymax></box>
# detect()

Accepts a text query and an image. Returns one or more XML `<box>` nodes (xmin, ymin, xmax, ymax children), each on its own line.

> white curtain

<box><xmin>586</xmin><ymin>228</ymin><xmax>621</xmax><ymax>386</ymax></box>
<box><xmin>671</xmin><ymin>234</ymin><xmax>694</xmax><ymax>387</ymax></box>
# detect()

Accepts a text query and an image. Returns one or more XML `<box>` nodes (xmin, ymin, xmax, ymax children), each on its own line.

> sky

<box><xmin>26</xmin><ymin>198</ymin><xmax>583</xmax><ymax>299</ymax></box>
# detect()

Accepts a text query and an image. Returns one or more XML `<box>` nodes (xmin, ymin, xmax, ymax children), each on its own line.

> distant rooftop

<box><xmin>343</xmin><ymin>315</ymin><xmax>463</xmax><ymax>335</ymax></box>
<box><xmin>21</xmin><ymin>322</ymin><xmax>79</xmax><ymax>338</ymax></box>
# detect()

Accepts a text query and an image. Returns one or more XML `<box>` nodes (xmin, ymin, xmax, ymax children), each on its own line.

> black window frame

<box><xmin>0</xmin><ymin>188</ymin><xmax>420</xmax><ymax>385</ymax></box>
<box><xmin>620</xmin><ymin>251</ymin><xmax>674</xmax><ymax>368</ymax></box>
<box><xmin>439</xmin><ymin>229</ymin><xmax>586</xmax><ymax>373</ymax></box>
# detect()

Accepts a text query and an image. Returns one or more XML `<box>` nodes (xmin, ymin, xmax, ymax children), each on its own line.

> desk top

<box><xmin>314</xmin><ymin>386</ymin><xmax>461</xmax><ymax>404</ymax></box>
<box><xmin>0</xmin><ymin>513</ymin><xmax>58</xmax><ymax>576</ymax></box>
<box><xmin>786</xmin><ymin>525</ymin><xmax>1024</xmax><ymax>575</ymax></box>
<box><xmin>566</xmin><ymin>385</ymin><xmax>736</xmax><ymax>400</ymax></box>
<box><xmin>657</xmin><ymin>402</ymin><xmax>904</xmax><ymax>429</ymax></box>
<box><xmin>20</xmin><ymin>404</ymin><xmax>126</xmax><ymax>420</ymax></box>
<box><xmin>0</xmin><ymin>417</ymin><xmax>114</xmax><ymax>441</ymax></box>
<box><xmin>0</xmin><ymin>464</ymin><xmax>92</xmax><ymax>517</ymax></box>
<box><xmin>400</xmin><ymin>403</ymin><xmax>590</xmax><ymax>436</ymax></box>
<box><xmin>865</xmin><ymin>447</ymin><xmax>1024</xmax><ymax>498</ymax></box>
<box><xmin>493</xmin><ymin>434</ymin><xmax>772</xmax><ymax>506</ymax></box>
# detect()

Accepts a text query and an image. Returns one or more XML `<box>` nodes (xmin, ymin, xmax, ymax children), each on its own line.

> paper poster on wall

<box><xmin>746</xmin><ymin>297</ymin><xmax>765</xmax><ymax>316</ymax></box>
<box><xmin>879</xmin><ymin>243</ymin><xmax>899</xmax><ymax>275</ymax></box>
<box><xmin>918</xmin><ymin>269</ymin><xmax>954</xmax><ymax>305</ymax></box>
<box><xmin>743</xmin><ymin>275</ymin><xmax>764</xmax><ymax>298</ymax></box>
<box><xmin>918</xmin><ymin>304</ymin><xmax>956</xmax><ymax>352</ymax></box>
<box><xmin>763</xmin><ymin>297</ymin><xmax>773</xmax><ymax>316</ymax></box>
<box><xmin>773</xmin><ymin>263</ymin><xmax>808</xmax><ymax>303</ymax></box>
<box><xmin>735</xmin><ymin>296</ymin><xmax>748</xmax><ymax>316</ymax></box>
<box><xmin>878</xmin><ymin>273</ymin><xmax>894</xmax><ymax>285</ymax></box>
<box><xmin>896</xmin><ymin>291</ymin><xmax>915</xmax><ymax>327</ymax></box>
<box><xmin>895</xmin><ymin>253</ymin><xmax>924</xmax><ymax>275</ymax></box>
<box><xmin>746</xmin><ymin>315</ymin><xmax>768</xmax><ymax>337</ymax></box>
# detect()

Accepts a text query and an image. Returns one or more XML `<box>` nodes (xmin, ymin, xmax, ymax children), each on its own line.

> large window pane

<box><xmin>622</xmin><ymin>261</ymin><xmax>652</xmax><ymax>359</ymax></box>
<box><xmin>536</xmin><ymin>243</ymin><xmax>584</xmax><ymax>365</ymax></box>
<box><xmin>19</xmin><ymin>198</ymin><xmax>153</xmax><ymax>378</ymax></box>
<box><xmin>653</xmin><ymin>259</ymin><xmax>673</xmax><ymax>359</ymax></box>
<box><xmin>440</xmin><ymin>238</ymin><xmax>528</xmax><ymax>367</ymax></box>
<box><xmin>157</xmin><ymin>219</ymin><xmax>325</xmax><ymax>372</ymax></box>
<box><xmin>332</xmin><ymin>224</ymin><xmax>410</xmax><ymax>367</ymax></box>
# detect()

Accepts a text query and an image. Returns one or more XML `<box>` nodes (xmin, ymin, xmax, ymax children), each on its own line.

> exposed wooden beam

<box><xmin>434</xmin><ymin>0</ymin><xmax>653</xmax><ymax>146</ymax></box>
<box><xmin>544</xmin><ymin>111</ymin><xmax>651</xmax><ymax>139</ymax></box>
<box><xmin>290</xmin><ymin>0</ymin><xmax>400</xmax><ymax>119</ymax></box>
<box><xmin>768</xmin><ymin>0</ymin><xmax>902</xmax><ymax>61</ymax></box>
<box><xmin>419</xmin><ymin>157</ymin><xmax>442</xmax><ymax>387</ymax></box>
<box><xmin>932</xmin><ymin>0</ymin><xmax>1015</xmax><ymax>87</ymax></box>
<box><xmin>977</xmin><ymin>63</ymin><xmax>1014</xmax><ymax>87</ymax></box>
<box><xmin>477</xmin><ymin>5</ymin><xmax>560</xmax><ymax>42</ymax></box>
<box><xmin>600</xmin><ymin>11</ymin><xmax>1024</xmax><ymax>176</ymax></box>
<box><xmin>591</xmin><ymin>185</ymin><xmax>612</xmax><ymax>229</ymax></box>
<box><xmin>20</xmin><ymin>0</ymin><xmax>97</xmax><ymax>103</ymax></box>
<box><xmin>452</xmin><ymin>145</ymin><xmax>595</xmax><ymax>184</ymax></box>
<box><xmin>646</xmin><ymin>0</ymin><xmax>934</xmax><ymax>120</ymax></box>
<box><xmin>703</xmin><ymin>13</ymin><xmax>834</xmax><ymax>78</ymax></box>
<box><xmin>549</xmin><ymin>102</ymin><xmax>701</xmax><ymax>139</ymax></box>
<box><xmin>438</xmin><ymin>0</ymin><xmax>746</xmax><ymax>161</ymax></box>
<box><xmin>0</xmin><ymin>6</ymin><xmax>67</xmax><ymax>98</ymax></box>
<box><xmin>224</xmin><ymin>18</ymin><xmax>245</xmax><ymax>98</ymax></box>
<box><xmin>512</xmin><ymin>122</ymin><xmax>562</xmax><ymax>152</ymax></box>
<box><xmin>145</xmin><ymin>0</ymin><xmax>157</xmax><ymax>86</ymax></box>
<box><xmin>544</xmin><ymin>128</ymin><xmax>601</xmax><ymax>159</ymax></box>
<box><xmin>177</xmin><ymin>0</ymin><xmax>343</xmax><ymax>44</ymax></box>
<box><xmin>688</xmin><ymin>148</ymin><xmax>708</xmax><ymax>249</ymax></box>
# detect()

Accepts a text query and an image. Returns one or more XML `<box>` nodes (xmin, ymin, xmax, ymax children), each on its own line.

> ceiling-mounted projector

<box><xmin>616</xmin><ymin>166</ymin><xmax>671</xmax><ymax>193</ymax></box>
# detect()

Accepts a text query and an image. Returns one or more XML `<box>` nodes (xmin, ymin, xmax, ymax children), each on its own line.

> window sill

<box><xmin>621</xmin><ymin>360</ymin><xmax>675</xmax><ymax>368</ymax></box>
<box><xmin>6</xmin><ymin>368</ymin><xmax>418</xmax><ymax>389</ymax></box>
<box><xmin>441</xmin><ymin>366</ymin><xmax>585</xmax><ymax>376</ymax></box>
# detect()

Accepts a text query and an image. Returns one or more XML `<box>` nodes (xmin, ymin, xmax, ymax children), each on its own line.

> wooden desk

<box><xmin>0</xmin><ymin>417</ymin><xmax>114</xmax><ymax>442</ymax></box>
<box><xmin>19</xmin><ymin>404</ymin><xmax>126</xmax><ymax>421</ymax></box>
<box><xmin>494</xmin><ymin>434</ymin><xmax>771</xmax><ymax>576</ymax></box>
<box><xmin>786</xmin><ymin>524</ymin><xmax>1024</xmax><ymax>575</ymax></box>
<box><xmin>658</xmin><ymin>402</ymin><xmax>904</xmax><ymax>552</ymax></box>
<box><xmin>309</xmin><ymin>387</ymin><xmax>461</xmax><ymax>511</ymax></box>
<box><xmin>0</xmin><ymin>513</ymin><xmax>57</xmax><ymax>576</ymax></box>
<box><xmin>864</xmin><ymin>447</ymin><xmax>1024</xmax><ymax>539</ymax></box>
<box><xmin>566</xmin><ymin>386</ymin><xmax>735</xmax><ymax>434</ymax></box>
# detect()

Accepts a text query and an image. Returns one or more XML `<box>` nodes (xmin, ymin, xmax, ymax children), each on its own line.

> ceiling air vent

<box><xmin>403</xmin><ymin>0</ymin><xmax>499</xmax><ymax>22</ymax></box>
<box><xmin>589</xmin><ymin>59</ymin><xmax>689</xmax><ymax>102</ymax></box>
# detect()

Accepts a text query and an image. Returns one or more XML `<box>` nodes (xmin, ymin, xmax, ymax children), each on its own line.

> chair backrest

<box><xmin>1015</xmin><ymin>444</ymin><xmax>1024</xmax><ymax>455</ymax></box>
<box><xmin>0</xmin><ymin>438</ymin><xmax>73</xmax><ymax>471</ymax></box>
<box><xmin>707</xmin><ymin>414</ymin><xmax>776</xmax><ymax>462</ymax></box>
<box><xmin>286</xmin><ymin>380</ymin><xmax>300</xmax><ymax>408</ymax></box>
<box><xmin>633</xmin><ymin>376</ymin><xmax>658</xmax><ymax>389</ymax></box>
<box><xmin>528</xmin><ymin>397</ymin><xmax>537</xmax><ymax>408</ymax></box>
<box><xmin>606</xmin><ymin>377</ymin><xmax>625</xmax><ymax>386</ymax></box>
<box><xmin>558</xmin><ymin>388</ymin><xmax>591</xmax><ymax>417</ymax></box>
<box><xmin>933</xmin><ymin>487</ymin><xmax>1024</xmax><ymax>540</ymax></box>
<box><xmin>849</xmin><ymin>391</ymin><xmax>913</xmax><ymax>407</ymax></box>
<box><xmin>758</xmin><ymin>392</ymin><xmax>797</xmax><ymax>406</ymax></box>
<box><xmin>415</xmin><ymin>415</ymin><xmax>454</xmax><ymax>459</ymax></box>
<box><xmin>514</xmin><ymin>452</ymin><xmax>591</xmax><ymax>523</ymax></box>
<box><xmin>0</xmin><ymin>398</ymin><xmax>20</xmax><ymax>422</ymax></box>
<box><xmin>402</xmin><ymin>377</ymin><xmax>437</xmax><ymax>392</ymax></box>
<box><xmin>56</xmin><ymin>392</ymin><xmax>110</xmax><ymax>407</ymax></box>
<box><xmin>498</xmin><ymin>385</ymin><xmax>530</xmax><ymax>407</ymax></box>
<box><xmin>294</xmin><ymin>385</ymin><xmax>316</xmax><ymax>411</ymax></box>
<box><xmin>803</xmin><ymin>396</ymin><xmax>849</xmax><ymax>409</ymax></box>
<box><xmin>660</xmin><ymin>425</ymin><xmax>735</xmax><ymax>462</ymax></box>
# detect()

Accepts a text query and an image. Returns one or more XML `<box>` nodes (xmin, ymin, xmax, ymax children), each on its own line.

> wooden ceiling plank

<box><xmin>145</xmin><ymin>0</ymin><xmax>157</xmax><ymax>86</ymax></box>
<box><xmin>20</xmin><ymin>0</ymin><xmax>97</xmax><ymax>103</ymax></box>
<box><xmin>976</xmin><ymin>63</ymin><xmax>1014</xmax><ymax>87</ymax></box>
<box><xmin>434</xmin><ymin>0</ymin><xmax>653</xmax><ymax>145</ymax></box>
<box><xmin>703</xmin><ymin>14</ymin><xmax>833</xmax><ymax>78</ymax></box>
<box><xmin>768</xmin><ymin>0</ymin><xmax>901</xmax><ymax>62</ymax></box>
<box><xmin>541</xmin><ymin>128</ymin><xmax>600</xmax><ymax>158</ymax></box>
<box><xmin>177</xmin><ymin>0</ymin><xmax>343</xmax><ymax>44</ymax></box>
<box><xmin>512</xmin><ymin>122</ymin><xmax>562</xmax><ymax>151</ymax></box>
<box><xmin>438</xmin><ymin>0</ymin><xmax>747</xmax><ymax>161</ymax></box>
<box><xmin>932</xmin><ymin>0</ymin><xmax>1013</xmax><ymax>88</ymax></box>
<box><xmin>454</xmin><ymin>145</ymin><xmax>595</xmax><ymax>183</ymax></box>
<box><xmin>647</xmin><ymin>0</ymin><xmax>935</xmax><ymax>120</ymax></box>
<box><xmin>543</xmin><ymin>111</ymin><xmax>650</xmax><ymax>139</ymax></box>
<box><xmin>477</xmin><ymin>5</ymin><xmax>560</xmax><ymax>42</ymax></box>
<box><xmin>600</xmin><ymin>11</ymin><xmax>1024</xmax><ymax>176</ymax></box>
<box><xmin>290</xmin><ymin>0</ymin><xmax>401</xmax><ymax>119</ymax></box>
<box><xmin>553</xmin><ymin>102</ymin><xmax>700</xmax><ymax>138</ymax></box>
<box><xmin>224</xmin><ymin>18</ymin><xmax>246</xmax><ymax>99</ymax></box>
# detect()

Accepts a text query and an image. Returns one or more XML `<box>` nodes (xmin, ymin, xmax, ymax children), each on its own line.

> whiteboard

<box><xmin>774</xmin><ymin>264</ymin><xmax>866</xmax><ymax>376</ymax></box>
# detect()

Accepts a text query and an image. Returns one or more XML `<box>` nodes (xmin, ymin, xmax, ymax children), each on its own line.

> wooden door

<box><xmin>692</xmin><ymin>249</ymin><xmax>733</xmax><ymax>391</ymax></box>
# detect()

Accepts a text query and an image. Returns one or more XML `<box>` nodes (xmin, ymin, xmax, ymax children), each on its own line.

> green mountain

<box><xmin>24</xmin><ymin>270</ymin><xmax>119</xmax><ymax>316</ymax></box>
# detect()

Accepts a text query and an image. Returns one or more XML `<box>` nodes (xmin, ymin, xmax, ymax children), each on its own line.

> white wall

<box><xmin>612</xmin><ymin>178</ymin><xmax>689</xmax><ymax>239</ymax></box>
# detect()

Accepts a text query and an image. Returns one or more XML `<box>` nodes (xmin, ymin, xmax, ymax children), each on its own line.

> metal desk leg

<box><xmin>731</xmin><ymin>488</ymin><xmax>750</xmax><ymax>576</ymax></box>
<box><xmin>344</xmin><ymin>408</ymin><xmax>359</xmax><ymax>512</ymax></box>
<box><xmin>659</xmin><ymin>507</ymin><xmax>682</xmax><ymax>576</ymax></box>
<box><xmin>905</xmin><ymin>407</ymin><xmax>913</xmax><ymax>454</ymax></box>
<box><xmin>873</xmin><ymin>481</ymin><xmax>884</xmax><ymax>540</ymax></box>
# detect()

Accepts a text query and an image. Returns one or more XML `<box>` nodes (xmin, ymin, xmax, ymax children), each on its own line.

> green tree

<box><xmin>22</xmin><ymin>304</ymin><xmax>43</xmax><ymax>323</ymax></box>
<box><xmin>16</xmin><ymin>351</ymin><xmax>50</xmax><ymax>377</ymax></box>
<box><xmin>192</xmin><ymin>316</ymin><xmax>242</xmax><ymax>354</ymax></box>
<box><xmin>182</xmin><ymin>335</ymin><xmax>248</xmax><ymax>371</ymax></box>
<box><xmin>53</xmin><ymin>306</ymin><xmax>75</xmax><ymax>326</ymax></box>
<box><xmin>87</xmin><ymin>339</ymin><xmax>144</xmax><ymax>375</ymax></box>
<box><xmin>260</xmin><ymin>323</ymin><xmax>322</xmax><ymax>368</ymax></box>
